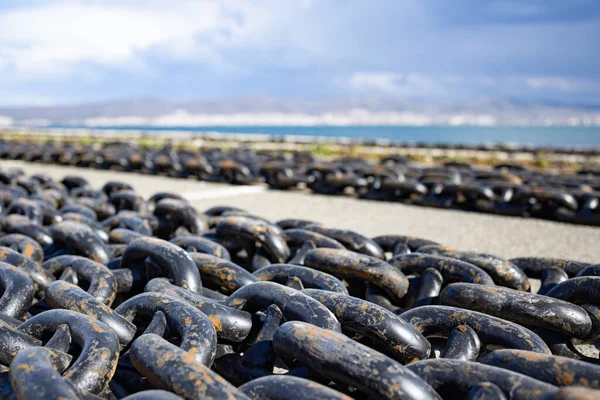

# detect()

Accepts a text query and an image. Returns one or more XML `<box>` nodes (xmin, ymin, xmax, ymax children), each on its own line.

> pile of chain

<box><xmin>0</xmin><ymin>169</ymin><xmax>599</xmax><ymax>399</ymax></box>
<box><xmin>3</xmin><ymin>141</ymin><xmax>600</xmax><ymax>226</ymax></box>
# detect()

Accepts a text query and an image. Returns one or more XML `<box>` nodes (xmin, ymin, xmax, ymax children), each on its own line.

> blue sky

<box><xmin>0</xmin><ymin>0</ymin><xmax>599</xmax><ymax>106</ymax></box>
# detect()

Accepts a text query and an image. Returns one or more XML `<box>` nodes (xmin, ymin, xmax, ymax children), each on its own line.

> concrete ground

<box><xmin>2</xmin><ymin>160</ymin><xmax>599</xmax><ymax>263</ymax></box>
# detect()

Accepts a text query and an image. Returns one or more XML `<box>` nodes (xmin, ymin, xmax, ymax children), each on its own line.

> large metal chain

<box><xmin>0</xmin><ymin>169</ymin><xmax>599</xmax><ymax>399</ymax></box>
<box><xmin>2</xmin><ymin>141</ymin><xmax>600</xmax><ymax>225</ymax></box>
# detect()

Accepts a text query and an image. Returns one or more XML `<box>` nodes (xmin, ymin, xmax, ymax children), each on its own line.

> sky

<box><xmin>0</xmin><ymin>0</ymin><xmax>599</xmax><ymax>107</ymax></box>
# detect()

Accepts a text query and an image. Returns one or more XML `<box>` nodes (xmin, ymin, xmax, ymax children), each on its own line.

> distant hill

<box><xmin>1</xmin><ymin>96</ymin><xmax>599</xmax><ymax>127</ymax></box>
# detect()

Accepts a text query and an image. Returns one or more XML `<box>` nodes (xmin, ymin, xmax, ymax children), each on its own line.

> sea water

<box><xmin>51</xmin><ymin>125</ymin><xmax>600</xmax><ymax>148</ymax></box>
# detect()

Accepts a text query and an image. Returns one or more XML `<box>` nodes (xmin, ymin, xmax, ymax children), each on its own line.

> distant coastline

<box><xmin>22</xmin><ymin>124</ymin><xmax>600</xmax><ymax>148</ymax></box>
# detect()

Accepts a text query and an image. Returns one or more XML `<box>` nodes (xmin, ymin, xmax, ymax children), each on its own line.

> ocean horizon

<box><xmin>45</xmin><ymin>125</ymin><xmax>600</xmax><ymax>148</ymax></box>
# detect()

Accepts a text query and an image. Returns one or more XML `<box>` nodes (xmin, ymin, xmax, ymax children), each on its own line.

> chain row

<box><xmin>2</xmin><ymin>141</ymin><xmax>600</xmax><ymax>225</ymax></box>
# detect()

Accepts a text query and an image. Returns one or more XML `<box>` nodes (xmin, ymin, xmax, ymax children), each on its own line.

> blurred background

<box><xmin>0</xmin><ymin>0</ymin><xmax>599</xmax><ymax>146</ymax></box>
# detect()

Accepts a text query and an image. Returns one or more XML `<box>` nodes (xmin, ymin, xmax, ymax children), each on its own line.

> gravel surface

<box><xmin>3</xmin><ymin>160</ymin><xmax>600</xmax><ymax>263</ymax></box>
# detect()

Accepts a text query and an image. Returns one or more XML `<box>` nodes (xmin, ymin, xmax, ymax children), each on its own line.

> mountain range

<box><xmin>0</xmin><ymin>96</ymin><xmax>599</xmax><ymax>127</ymax></box>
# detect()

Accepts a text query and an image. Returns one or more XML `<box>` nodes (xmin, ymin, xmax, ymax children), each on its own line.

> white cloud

<box><xmin>0</xmin><ymin>89</ymin><xmax>67</xmax><ymax>106</ymax></box>
<box><xmin>348</xmin><ymin>72</ymin><xmax>446</xmax><ymax>96</ymax></box>
<box><xmin>349</xmin><ymin>72</ymin><xmax>400</xmax><ymax>92</ymax></box>
<box><xmin>348</xmin><ymin>72</ymin><xmax>600</xmax><ymax>96</ymax></box>
<box><xmin>525</xmin><ymin>76</ymin><xmax>600</xmax><ymax>92</ymax></box>
<box><xmin>0</xmin><ymin>1</ymin><xmax>311</xmax><ymax>78</ymax></box>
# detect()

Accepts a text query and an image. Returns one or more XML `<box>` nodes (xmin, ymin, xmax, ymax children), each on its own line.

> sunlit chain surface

<box><xmin>3</xmin><ymin>141</ymin><xmax>600</xmax><ymax>226</ymax></box>
<box><xmin>0</xmin><ymin>167</ymin><xmax>599</xmax><ymax>399</ymax></box>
